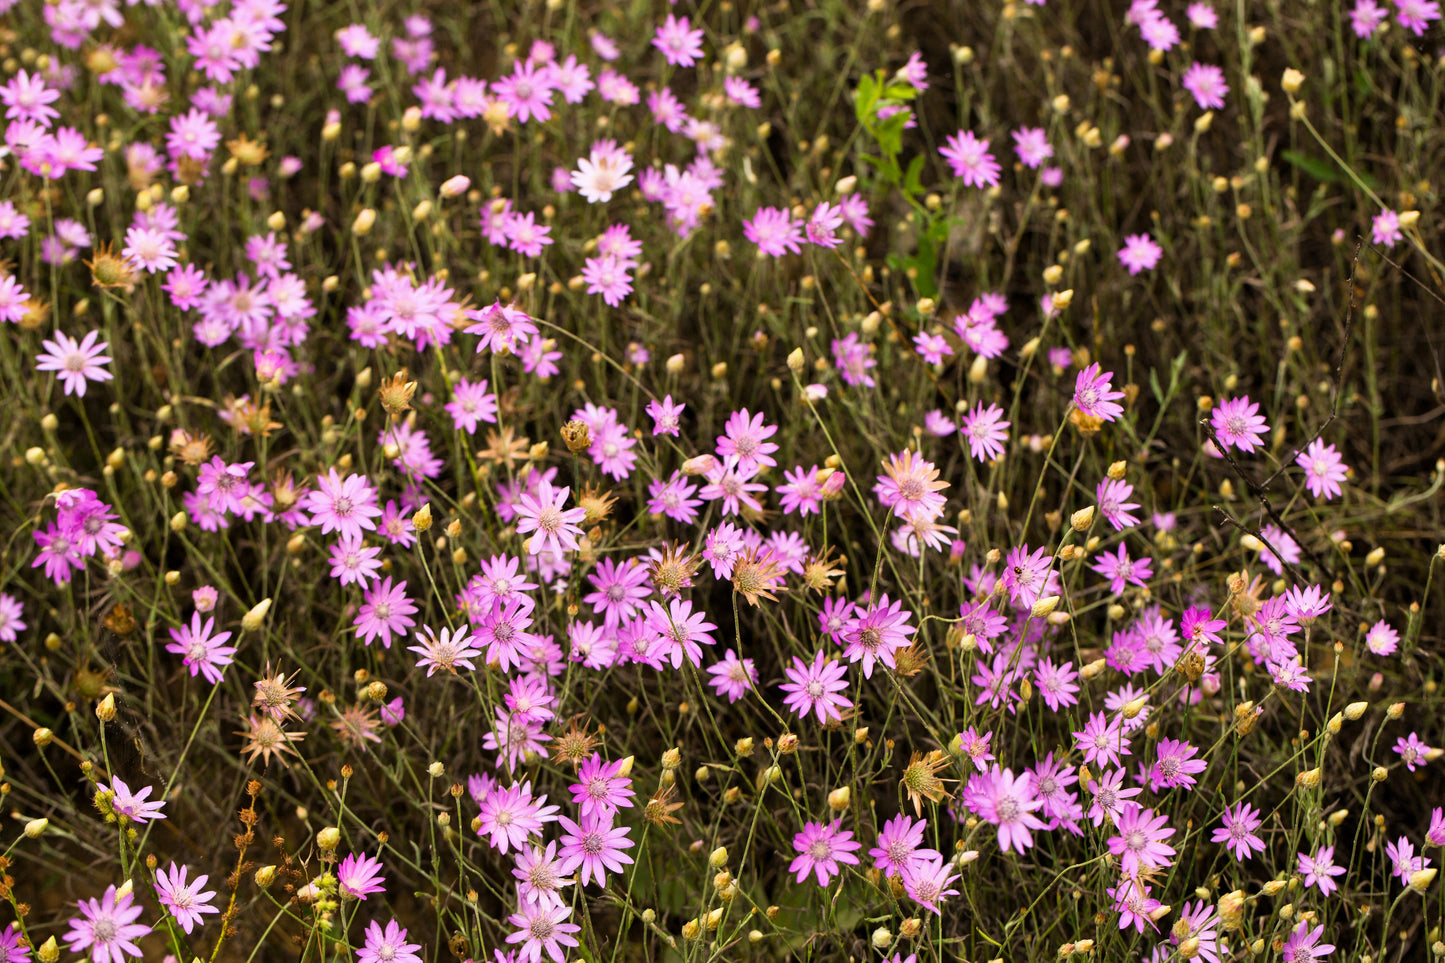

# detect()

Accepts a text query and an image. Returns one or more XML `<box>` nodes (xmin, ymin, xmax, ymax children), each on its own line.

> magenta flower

<box><xmin>154</xmin><ymin>863</ymin><xmax>219</xmax><ymax>933</ymax></box>
<box><xmin>514</xmin><ymin>482</ymin><xmax>586</xmax><ymax>557</ymax></box>
<box><xmin>1117</xmin><ymin>233</ymin><xmax>1162</xmax><ymax>274</ymax></box>
<box><xmin>1298</xmin><ymin>845</ymin><xmax>1347</xmax><ymax>895</ymax></box>
<box><xmin>646</xmin><ymin>395</ymin><xmax>685</xmax><ymax>436</ymax></box>
<box><xmin>870</xmin><ymin>813</ymin><xmax>938</xmax><ymax>877</ymax></box>
<box><xmin>789</xmin><ymin>819</ymin><xmax>862</xmax><ymax>886</ymax></box>
<box><xmin>939</xmin><ymin>130</ymin><xmax>1001</xmax><ymax>187</ymax></box>
<box><xmin>1096</xmin><ymin>478</ymin><xmax>1141</xmax><ymax>530</ymax></box>
<box><xmin>476</xmin><ymin>781</ymin><xmax>558</xmax><ymax>855</ymax></box>
<box><xmin>1074</xmin><ymin>711</ymin><xmax>1131</xmax><ymax>769</ymax></box>
<box><xmin>716</xmin><ymin>408</ymin><xmax>780</xmax><ymax>474</ymax></box>
<box><xmin>107</xmin><ymin>777</ymin><xmax>167</xmax><ymax>824</ymax></box>
<box><xmin>902</xmin><ymin>853</ymin><xmax>961</xmax><ymax>914</ymax></box>
<box><xmin>961</xmin><ymin>402</ymin><xmax>1010</xmax><ymax>462</ymax></box>
<box><xmin>652</xmin><ymin>14</ymin><xmax>704</xmax><ymax>67</ymax></box>
<box><xmin>0</xmin><ymin>275</ymin><xmax>31</xmax><ymax>324</ymax></box>
<box><xmin>493</xmin><ymin>60</ymin><xmax>554</xmax><ymax>123</ymax></box>
<box><xmin>1365</xmin><ymin>619</ymin><xmax>1399</xmax><ymax>656</ymax></box>
<box><xmin>0</xmin><ymin>593</ymin><xmax>26</xmax><ymax>643</ymax></box>
<box><xmin>337</xmin><ymin>852</ymin><xmax>386</xmax><ymax>899</ymax></box>
<box><xmin>0</xmin><ymin>69</ymin><xmax>60</xmax><ymax>125</ymax></box>
<box><xmin>1091</xmin><ymin>543</ymin><xmax>1152</xmax><ymax>595</ymax></box>
<box><xmin>1108</xmin><ymin>805</ymin><xmax>1177</xmax><ymax>875</ymax></box>
<box><xmin>1351</xmin><ymin>0</ymin><xmax>1389</xmax><ymax>35</ymax></box>
<box><xmin>966</xmin><ymin>766</ymin><xmax>1047</xmax><ymax>855</ymax></box>
<box><xmin>165</xmin><ymin>611</ymin><xmax>237</xmax><ymax>684</ymax></box>
<box><xmin>408</xmin><ymin>625</ymin><xmax>483</xmax><ymax>677</ymax></box>
<box><xmin>304</xmin><ymin>470</ymin><xmax>382</xmax><ymax>541</ymax></box>
<box><xmin>840</xmin><ymin>593</ymin><xmax>915</xmax><ymax>678</ymax></box>
<box><xmin>1211</xmin><ymin>802</ymin><xmax>1266</xmax><ymax>861</ymax></box>
<box><xmin>357</xmin><ymin>920</ymin><xmax>423</xmax><ymax>963</ymax></box>
<box><xmin>743</xmin><ymin>206</ymin><xmax>804</xmax><ymax>257</ymax></box>
<box><xmin>328</xmin><ymin>535</ymin><xmax>382</xmax><ymax>587</ymax></box>
<box><xmin>1186</xmin><ymin>2</ymin><xmax>1219</xmax><ymax>27</ymax></box>
<box><xmin>1087</xmin><ymin>768</ymin><xmax>1144</xmax><ymax>827</ymax></box>
<box><xmin>1210</xmin><ymin>395</ymin><xmax>1269</xmax><ymax>452</ymax></box>
<box><xmin>1012</xmin><ymin>126</ymin><xmax>1053</xmax><ymax>167</ymax></box>
<box><xmin>1182</xmin><ymin>62</ymin><xmax>1229</xmax><ymax>109</ymax></box>
<box><xmin>1395</xmin><ymin>732</ymin><xmax>1432</xmax><ymax>772</ymax></box>
<box><xmin>556</xmin><ymin>811</ymin><xmax>635</xmax><ymax>886</ymax></box>
<box><xmin>1149</xmin><ymin>737</ymin><xmax>1207</xmax><ymax>790</ymax></box>
<box><xmin>445</xmin><ymin>378</ymin><xmax>500</xmax><ymax>434</ymax></box>
<box><xmin>1296</xmin><ymin>439</ymin><xmax>1348</xmax><ymax>500</ymax></box>
<box><xmin>1110</xmin><ymin>875</ymin><xmax>1162</xmax><ymax>933</ymax></box>
<box><xmin>1073</xmin><ymin>363</ymin><xmax>1126</xmax><ymax>422</ymax></box>
<box><xmin>36</xmin><ymin>329</ymin><xmax>113</xmax><ymax>397</ymax></box>
<box><xmin>780</xmin><ymin>650</ymin><xmax>853</xmax><ymax>724</ymax></box>
<box><xmin>1282</xmin><ymin>920</ymin><xmax>1335</xmax><ymax>961</ymax></box>
<box><xmin>355</xmin><ymin>577</ymin><xmax>417</xmax><ymax>649</ymax></box>
<box><xmin>1372</xmin><ymin>208</ymin><xmax>1403</xmax><ymax>246</ymax></box>
<box><xmin>706</xmin><ymin>648</ymin><xmax>757</xmax><ymax>702</ymax></box>
<box><xmin>64</xmin><ymin>884</ymin><xmax>151</xmax><ymax>963</ymax></box>
<box><xmin>1034</xmin><ymin>658</ymin><xmax>1080</xmax><ymax>711</ymax></box>
<box><xmin>506</xmin><ymin>902</ymin><xmax>580</xmax><ymax>963</ymax></box>
<box><xmin>570</xmin><ymin>753</ymin><xmax>636</xmax><ymax>819</ymax></box>
<box><xmin>1396</xmin><ymin>0</ymin><xmax>1442</xmax><ymax>34</ymax></box>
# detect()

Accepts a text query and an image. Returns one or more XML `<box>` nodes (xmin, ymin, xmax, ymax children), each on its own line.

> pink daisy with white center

<box><xmin>35</xmin><ymin>329</ymin><xmax>113</xmax><ymax>397</ymax></box>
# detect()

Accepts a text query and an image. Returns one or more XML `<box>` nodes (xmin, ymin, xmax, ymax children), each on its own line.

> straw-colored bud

<box><xmin>96</xmin><ymin>693</ymin><xmax>116</xmax><ymax>722</ymax></box>
<box><xmin>787</xmin><ymin>347</ymin><xmax>805</xmax><ymax>373</ymax></box>
<box><xmin>440</xmin><ymin>175</ymin><xmax>471</xmax><ymax>198</ymax></box>
<box><xmin>616</xmin><ymin>755</ymin><xmax>635</xmax><ymax>778</ymax></box>
<box><xmin>37</xmin><ymin>937</ymin><xmax>58</xmax><ymax>963</ymax></box>
<box><xmin>1387</xmin><ymin>702</ymin><xmax>1404</xmax><ymax>719</ymax></box>
<box><xmin>872</xmin><ymin>927</ymin><xmax>893</xmax><ymax>949</ymax></box>
<box><xmin>709</xmin><ymin>846</ymin><xmax>728</xmax><ymax>868</ymax></box>
<box><xmin>1071</xmin><ymin>506</ymin><xmax>1095</xmax><ymax>531</ymax></box>
<box><xmin>34</xmin><ymin>727</ymin><xmax>52</xmax><ymax>747</ymax></box>
<box><xmin>1281</xmin><ymin>68</ymin><xmax>1304</xmax><ymax>93</ymax></box>
<box><xmin>242</xmin><ymin>598</ymin><xmax>272</xmax><ymax>631</ymax></box>
<box><xmin>681</xmin><ymin>455</ymin><xmax>717</xmax><ymax>476</ymax></box>
<box><xmin>317</xmin><ymin>826</ymin><xmax>341</xmax><ymax>851</ymax></box>
<box><xmin>828</xmin><ymin>786</ymin><xmax>852</xmax><ymax>811</ymax></box>
<box><xmin>1080</xmin><ymin>657</ymin><xmax>1108</xmax><ymax>679</ymax></box>
<box><xmin>1121</xmin><ymin>695</ymin><xmax>1149</xmax><ymax>719</ymax></box>
<box><xmin>411</xmin><ymin>504</ymin><xmax>433</xmax><ymax>532</ymax></box>
<box><xmin>1409</xmin><ymin>867</ymin><xmax>1437</xmax><ymax>893</ymax></box>
<box><xmin>1398</xmin><ymin>210</ymin><xmax>1420</xmax><ymax>229</ymax></box>
<box><xmin>255</xmin><ymin>865</ymin><xmax>276</xmax><ymax>886</ymax></box>
<box><xmin>24</xmin><ymin>817</ymin><xmax>48</xmax><ymax>838</ymax></box>
<box><xmin>1372</xmin><ymin>766</ymin><xmax>1388</xmax><ymax>783</ymax></box>
<box><xmin>352</xmin><ymin>209</ymin><xmax>376</xmax><ymax>235</ymax></box>
<box><xmin>1345</xmin><ymin>701</ymin><xmax>1368</xmax><ymax>720</ymax></box>
<box><xmin>1260</xmin><ymin>880</ymin><xmax>1287</xmax><ymax>897</ymax></box>
<box><xmin>1366</xmin><ymin>546</ymin><xmax>1386</xmax><ymax>566</ymax></box>
<box><xmin>170</xmin><ymin>510</ymin><xmax>188</xmax><ymax>533</ymax></box>
<box><xmin>1296</xmin><ymin>768</ymin><xmax>1322</xmax><ymax>788</ymax></box>
<box><xmin>428</xmin><ymin>761</ymin><xmax>446</xmax><ymax>778</ymax></box>
<box><xmin>735</xmin><ymin>736</ymin><xmax>754</xmax><ymax>757</ymax></box>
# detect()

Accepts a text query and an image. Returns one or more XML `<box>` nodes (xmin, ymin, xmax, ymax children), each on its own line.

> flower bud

<box><xmin>96</xmin><ymin>693</ymin><xmax>116</xmax><ymax>722</ymax></box>
<box><xmin>439</xmin><ymin>175</ymin><xmax>471</xmax><ymax>198</ymax></box>
<box><xmin>242</xmin><ymin>598</ymin><xmax>272</xmax><ymax>631</ymax></box>
<box><xmin>1409</xmin><ymin>867</ymin><xmax>1437</xmax><ymax>893</ymax></box>
<box><xmin>24</xmin><ymin>817</ymin><xmax>48</xmax><ymax>838</ymax></box>
<box><xmin>255</xmin><ymin>865</ymin><xmax>276</xmax><ymax>886</ymax></box>
<box><xmin>37</xmin><ymin>936</ymin><xmax>58</xmax><ymax>963</ymax></box>
<box><xmin>1345</xmin><ymin>701</ymin><xmax>1368</xmax><ymax>720</ymax></box>
<box><xmin>828</xmin><ymin>786</ymin><xmax>852</xmax><ymax>811</ymax></box>
<box><xmin>1031</xmin><ymin>595</ymin><xmax>1060</xmax><ymax>618</ymax></box>
<box><xmin>317</xmin><ymin>826</ymin><xmax>341</xmax><ymax>851</ymax></box>
<box><xmin>411</xmin><ymin>503</ymin><xmax>433</xmax><ymax>532</ymax></box>
<box><xmin>1296</xmin><ymin>767</ymin><xmax>1321</xmax><ymax>788</ymax></box>
<box><xmin>1070</xmin><ymin>506</ymin><xmax>1095</xmax><ymax>532</ymax></box>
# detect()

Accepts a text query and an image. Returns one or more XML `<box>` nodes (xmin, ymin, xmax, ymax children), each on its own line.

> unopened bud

<box><xmin>317</xmin><ymin>827</ymin><xmax>341</xmax><ymax>851</ymax></box>
<box><xmin>96</xmin><ymin>693</ymin><xmax>116</xmax><ymax>722</ymax></box>
<box><xmin>255</xmin><ymin>865</ymin><xmax>276</xmax><ymax>886</ymax></box>
<box><xmin>24</xmin><ymin>817</ymin><xmax>48</xmax><ymax>838</ymax></box>
<box><xmin>828</xmin><ymin>786</ymin><xmax>852</xmax><ymax>811</ymax></box>
<box><xmin>1071</xmin><ymin>506</ymin><xmax>1095</xmax><ymax>532</ymax></box>
<box><xmin>242</xmin><ymin>598</ymin><xmax>272</xmax><ymax>631</ymax></box>
<box><xmin>411</xmin><ymin>503</ymin><xmax>433</xmax><ymax>531</ymax></box>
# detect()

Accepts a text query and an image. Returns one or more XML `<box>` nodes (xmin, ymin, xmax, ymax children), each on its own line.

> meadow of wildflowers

<box><xmin>2</xmin><ymin>0</ymin><xmax>1445</xmax><ymax>961</ymax></box>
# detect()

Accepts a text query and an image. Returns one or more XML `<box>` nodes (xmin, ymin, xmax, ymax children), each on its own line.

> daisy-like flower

<box><xmin>705</xmin><ymin>647</ymin><xmax>757</xmax><ymax>702</ymax></box>
<box><xmin>506</xmin><ymin>901</ymin><xmax>580</xmax><ymax>963</ymax></box>
<box><xmin>122</xmin><ymin>225</ymin><xmax>179</xmax><ymax>273</ymax></box>
<box><xmin>646</xmin><ymin>395</ymin><xmax>685</xmax><ymax>436</ymax></box>
<box><xmin>1396</xmin><ymin>0</ymin><xmax>1442</xmax><ymax>34</ymax></box>
<box><xmin>1074</xmin><ymin>711</ymin><xmax>1131</xmax><ymax>770</ymax></box>
<box><xmin>304</xmin><ymin>470</ymin><xmax>382</xmax><ymax>541</ymax></box>
<box><xmin>0</xmin><ymin>923</ymin><xmax>29</xmax><ymax>962</ymax></box>
<box><xmin>514</xmin><ymin>482</ymin><xmax>587</xmax><ymax>557</ymax></box>
<box><xmin>902</xmin><ymin>853</ymin><xmax>961</xmax><ymax>914</ymax></box>
<box><xmin>961</xmin><ymin>402</ymin><xmax>1010</xmax><ymax>462</ymax></box>
<box><xmin>328</xmin><ymin>534</ymin><xmax>382</xmax><ymax>587</ymax></box>
<box><xmin>1296</xmin><ymin>439</ymin><xmax>1348</xmax><ymax>500</ymax></box>
<box><xmin>939</xmin><ymin>130</ymin><xmax>1001</xmax><ymax>187</ymax></box>
<box><xmin>1034</xmin><ymin>658</ymin><xmax>1080</xmax><ymax>711</ymax></box>
<box><xmin>1108</xmin><ymin>805</ymin><xmax>1177</xmax><ymax>876</ymax></box>
<box><xmin>445</xmin><ymin>378</ymin><xmax>499</xmax><ymax>434</ymax></box>
<box><xmin>556</xmin><ymin>811</ymin><xmax>635</xmax><ymax>886</ymax></box>
<box><xmin>790</xmin><ymin>819</ymin><xmax>862</xmax><ymax>886</ymax></box>
<box><xmin>1117</xmin><ymin>233</ymin><xmax>1162</xmax><ymax>275</ymax></box>
<box><xmin>1365</xmin><ymin>619</ymin><xmax>1399</xmax><ymax>656</ymax></box>
<box><xmin>1110</xmin><ymin>875</ymin><xmax>1162</xmax><ymax>934</ymax></box>
<box><xmin>466</xmin><ymin>301</ymin><xmax>538</xmax><ymax>355</ymax></box>
<box><xmin>743</xmin><ymin>206</ymin><xmax>804</xmax><ymax>257</ymax></box>
<box><xmin>1211</xmin><ymin>802</ymin><xmax>1266</xmax><ymax>861</ymax></box>
<box><xmin>64</xmin><ymin>884</ymin><xmax>151</xmax><ymax>963</ymax></box>
<box><xmin>408</xmin><ymin>625</ymin><xmax>483</xmax><ymax>676</ymax></box>
<box><xmin>1298</xmin><ymin>845</ymin><xmax>1347</xmax><ymax>895</ymax></box>
<box><xmin>337</xmin><ymin>852</ymin><xmax>386</xmax><ymax>899</ymax></box>
<box><xmin>1149</xmin><ymin>737</ymin><xmax>1207</xmax><ymax>790</ymax></box>
<box><xmin>1182</xmin><ymin>62</ymin><xmax>1229</xmax><ymax>109</ymax></box>
<box><xmin>1371</xmin><ymin>208</ymin><xmax>1402</xmax><ymax>248</ymax></box>
<box><xmin>165</xmin><ymin>612</ymin><xmax>237</xmax><ymax>684</ymax></box>
<box><xmin>570</xmin><ymin>753</ymin><xmax>635</xmax><ymax>819</ymax></box>
<box><xmin>716</xmin><ymin>408</ymin><xmax>780</xmax><ymax>474</ymax></box>
<box><xmin>652</xmin><ymin>14</ymin><xmax>704</xmax><ymax>67</ymax></box>
<box><xmin>36</xmin><ymin>329</ymin><xmax>113</xmax><ymax>397</ymax></box>
<box><xmin>780</xmin><ymin>650</ymin><xmax>853</xmax><ymax>724</ymax></box>
<box><xmin>512</xmin><ymin>841</ymin><xmax>573</xmax><ymax>910</ymax></box>
<box><xmin>1210</xmin><ymin>396</ymin><xmax>1269</xmax><ymax>453</ymax></box>
<box><xmin>870</xmin><ymin>813</ymin><xmax>939</xmax><ymax>877</ymax></box>
<box><xmin>806</xmin><ymin>201</ymin><xmax>845</xmax><ymax>247</ymax></box>
<box><xmin>1087</xmin><ymin>768</ymin><xmax>1144</xmax><ymax>827</ymax></box>
<box><xmin>1012</xmin><ymin>126</ymin><xmax>1053</xmax><ymax>168</ymax></box>
<box><xmin>106</xmin><ymin>777</ymin><xmax>167</xmax><ymax>824</ymax></box>
<box><xmin>1092</xmin><ymin>543</ymin><xmax>1152</xmax><ymax>595</ymax></box>
<box><xmin>1096</xmin><ymin>478</ymin><xmax>1141</xmax><ymax>530</ymax></box>
<box><xmin>1351</xmin><ymin>0</ymin><xmax>1389</xmax><ymax>36</ymax></box>
<box><xmin>357</xmin><ymin>920</ymin><xmax>423</xmax><ymax>963</ymax></box>
<box><xmin>1073</xmin><ymin>363</ymin><xmax>1126</xmax><ymax>422</ymax></box>
<box><xmin>1187</xmin><ymin>2</ymin><xmax>1219</xmax><ymax>27</ymax></box>
<box><xmin>355</xmin><ymin>577</ymin><xmax>417</xmax><ymax>649</ymax></box>
<box><xmin>476</xmin><ymin>780</ymin><xmax>559</xmax><ymax>855</ymax></box>
<box><xmin>875</xmin><ymin>449</ymin><xmax>949</xmax><ymax>521</ymax></box>
<box><xmin>840</xmin><ymin>593</ymin><xmax>915</xmax><ymax>678</ymax></box>
<box><xmin>571</xmin><ymin>139</ymin><xmax>633</xmax><ymax>204</ymax></box>
<box><xmin>1396</xmin><ymin>732</ymin><xmax>1432</xmax><ymax>771</ymax></box>
<box><xmin>1282</xmin><ymin>920</ymin><xmax>1335</xmax><ymax>961</ymax></box>
<box><xmin>0</xmin><ymin>592</ymin><xmax>26</xmax><ymax>643</ymax></box>
<box><xmin>0</xmin><ymin>275</ymin><xmax>31</xmax><ymax>324</ymax></box>
<box><xmin>967</xmin><ymin>766</ymin><xmax>1047</xmax><ymax>855</ymax></box>
<box><xmin>154</xmin><ymin>863</ymin><xmax>219</xmax><ymax>933</ymax></box>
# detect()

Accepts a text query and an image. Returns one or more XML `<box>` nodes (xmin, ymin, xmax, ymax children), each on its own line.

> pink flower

<box><xmin>652</xmin><ymin>14</ymin><xmax>704</xmax><ymax>67</ymax></box>
<box><xmin>1073</xmin><ymin>363</ymin><xmax>1126</xmax><ymax>421</ymax></box>
<box><xmin>64</xmin><ymin>884</ymin><xmax>151</xmax><ymax>963</ymax></box>
<box><xmin>1117</xmin><ymin>233</ymin><xmax>1162</xmax><ymax>274</ymax></box>
<box><xmin>1182</xmin><ymin>62</ymin><xmax>1229</xmax><ymax>109</ymax></box>
<box><xmin>303</xmin><ymin>470</ymin><xmax>381</xmax><ymax>541</ymax></box>
<box><xmin>961</xmin><ymin>402</ymin><xmax>1010</xmax><ymax>461</ymax></box>
<box><xmin>1395</xmin><ymin>732</ymin><xmax>1432</xmax><ymax>771</ymax></box>
<box><xmin>1210</xmin><ymin>395</ymin><xmax>1269</xmax><ymax>452</ymax></box>
<box><xmin>154</xmin><ymin>863</ymin><xmax>219</xmax><ymax>933</ymax></box>
<box><xmin>571</xmin><ymin>138</ymin><xmax>633</xmax><ymax>203</ymax></box>
<box><xmin>1296</xmin><ymin>439</ymin><xmax>1348</xmax><ymax>499</ymax></box>
<box><xmin>514</xmin><ymin>482</ymin><xmax>586</xmax><ymax>557</ymax></box>
<box><xmin>1365</xmin><ymin>619</ymin><xmax>1399</xmax><ymax>656</ymax></box>
<box><xmin>870</xmin><ymin>813</ymin><xmax>937</xmax><ymax>877</ymax></box>
<box><xmin>743</xmin><ymin>206</ymin><xmax>804</xmax><ymax>257</ymax></box>
<box><xmin>1012</xmin><ymin>126</ymin><xmax>1053</xmax><ymax>168</ymax></box>
<box><xmin>1211</xmin><ymin>802</ymin><xmax>1266</xmax><ymax>861</ymax></box>
<box><xmin>506</xmin><ymin>902</ymin><xmax>580</xmax><ymax>963</ymax></box>
<box><xmin>355</xmin><ymin>577</ymin><xmax>417</xmax><ymax>649</ymax></box>
<box><xmin>780</xmin><ymin>650</ymin><xmax>853</xmax><ymax>724</ymax></box>
<box><xmin>965</xmin><ymin>766</ymin><xmax>1047</xmax><ymax>854</ymax></box>
<box><xmin>357</xmin><ymin>920</ymin><xmax>422</xmax><ymax>963</ymax></box>
<box><xmin>789</xmin><ymin>819</ymin><xmax>862</xmax><ymax>886</ymax></box>
<box><xmin>556</xmin><ymin>811</ymin><xmax>634</xmax><ymax>886</ymax></box>
<box><xmin>1107</xmin><ymin>805</ymin><xmax>1177</xmax><ymax>875</ymax></box>
<box><xmin>493</xmin><ymin>60</ymin><xmax>554</xmax><ymax>123</ymax></box>
<box><xmin>840</xmin><ymin>593</ymin><xmax>915</xmax><ymax>678</ymax></box>
<box><xmin>1372</xmin><ymin>208</ymin><xmax>1403</xmax><ymax>246</ymax></box>
<box><xmin>1298</xmin><ymin>845</ymin><xmax>1347</xmax><ymax>895</ymax></box>
<box><xmin>36</xmin><ymin>328</ymin><xmax>112</xmax><ymax>397</ymax></box>
<box><xmin>939</xmin><ymin>130</ymin><xmax>1001</xmax><ymax>187</ymax></box>
<box><xmin>165</xmin><ymin>611</ymin><xmax>237</xmax><ymax>684</ymax></box>
<box><xmin>408</xmin><ymin>625</ymin><xmax>483</xmax><ymax>676</ymax></box>
<box><xmin>1282</xmin><ymin>920</ymin><xmax>1335</xmax><ymax>961</ymax></box>
<box><xmin>1351</xmin><ymin>0</ymin><xmax>1389</xmax><ymax>36</ymax></box>
<box><xmin>1395</xmin><ymin>0</ymin><xmax>1442</xmax><ymax>35</ymax></box>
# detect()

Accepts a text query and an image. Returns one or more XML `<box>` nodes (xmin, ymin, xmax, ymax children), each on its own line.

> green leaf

<box><xmin>903</xmin><ymin>155</ymin><xmax>926</xmax><ymax>196</ymax></box>
<box><xmin>882</xmin><ymin>83</ymin><xmax>918</xmax><ymax>102</ymax></box>
<box><xmin>854</xmin><ymin>74</ymin><xmax>878</xmax><ymax>126</ymax></box>
<box><xmin>877</xmin><ymin>112</ymin><xmax>908</xmax><ymax>157</ymax></box>
<box><xmin>1281</xmin><ymin>150</ymin><xmax>1343</xmax><ymax>184</ymax></box>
